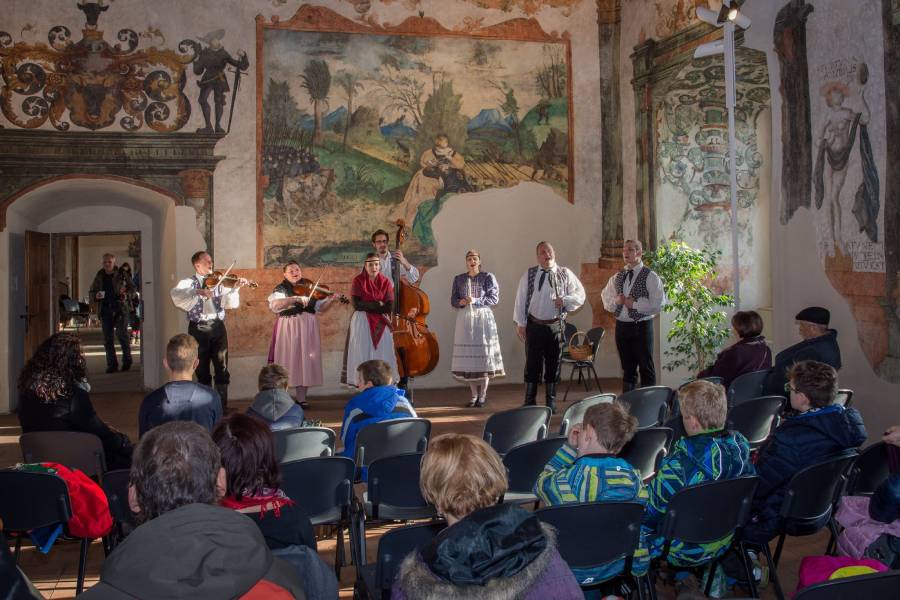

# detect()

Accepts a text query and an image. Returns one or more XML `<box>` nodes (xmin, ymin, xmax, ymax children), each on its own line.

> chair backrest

<box><xmin>373</xmin><ymin>522</ymin><xmax>445</xmax><ymax>593</ymax></box>
<box><xmin>503</xmin><ymin>437</ymin><xmax>567</xmax><ymax>494</ymax></box>
<box><xmin>280</xmin><ymin>456</ymin><xmax>355</xmax><ymax>523</ymax></box>
<box><xmin>793</xmin><ymin>570</ymin><xmax>900</xmax><ymax>599</ymax></box>
<box><xmin>367</xmin><ymin>452</ymin><xmax>434</xmax><ymax>518</ymax></box>
<box><xmin>725</xmin><ymin>395</ymin><xmax>784</xmax><ymax>446</ymax></box>
<box><xmin>558</xmin><ymin>393</ymin><xmax>616</xmax><ymax>436</ymax></box>
<box><xmin>0</xmin><ymin>470</ymin><xmax>73</xmax><ymax>532</ymax></box>
<box><xmin>274</xmin><ymin>427</ymin><xmax>336</xmax><ymax>462</ymax></box>
<box><xmin>726</xmin><ymin>369</ymin><xmax>770</xmax><ymax>409</ymax></box>
<box><xmin>563</xmin><ymin>322</ymin><xmax>577</xmax><ymax>345</ymax></box>
<box><xmin>780</xmin><ymin>453</ymin><xmax>857</xmax><ymax>522</ymax></box>
<box><xmin>537</xmin><ymin>501</ymin><xmax>645</xmax><ymax>568</ymax></box>
<box><xmin>659</xmin><ymin>477</ymin><xmax>759</xmax><ymax>548</ymax></box>
<box><xmin>585</xmin><ymin>327</ymin><xmax>605</xmax><ymax>363</ymax></box>
<box><xmin>618</xmin><ymin>386</ymin><xmax>671</xmax><ymax>429</ymax></box>
<box><xmin>618</xmin><ymin>427</ymin><xmax>673</xmax><ymax>481</ymax></box>
<box><xmin>101</xmin><ymin>468</ymin><xmax>137</xmax><ymax>533</ymax></box>
<box><xmin>20</xmin><ymin>431</ymin><xmax>106</xmax><ymax>480</ymax></box>
<box><xmin>355</xmin><ymin>418</ymin><xmax>431</xmax><ymax>469</ymax></box>
<box><xmin>845</xmin><ymin>442</ymin><xmax>889</xmax><ymax>497</ymax></box>
<box><xmin>483</xmin><ymin>406</ymin><xmax>551</xmax><ymax>455</ymax></box>
<box><xmin>834</xmin><ymin>389</ymin><xmax>854</xmax><ymax>408</ymax></box>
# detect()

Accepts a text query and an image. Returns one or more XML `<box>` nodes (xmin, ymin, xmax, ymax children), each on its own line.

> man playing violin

<box><xmin>267</xmin><ymin>261</ymin><xmax>346</xmax><ymax>409</ymax></box>
<box><xmin>170</xmin><ymin>250</ymin><xmax>248</xmax><ymax>412</ymax></box>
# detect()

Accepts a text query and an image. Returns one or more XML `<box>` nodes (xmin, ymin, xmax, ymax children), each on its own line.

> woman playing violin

<box><xmin>341</xmin><ymin>253</ymin><xmax>399</xmax><ymax>386</ymax></box>
<box><xmin>268</xmin><ymin>261</ymin><xmax>346</xmax><ymax>409</ymax></box>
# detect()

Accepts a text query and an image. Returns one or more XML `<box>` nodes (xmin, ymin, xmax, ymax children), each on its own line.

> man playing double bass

<box><xmin>371</xmin><ymin>229</ymin><xmax>420</xmax><ymax>398</ymax></box>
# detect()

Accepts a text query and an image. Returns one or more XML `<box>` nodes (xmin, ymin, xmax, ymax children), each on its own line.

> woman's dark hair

<box><xmin>120</xmin><ymin>262</ymin><xmax>132</xmax><ymax>272</ymax></box>
<box><xmin>17</xmin><ymin>332</ymin><xmax>87</xmax><ymax>402</ymax></box>
<box><xmin>731</xmin><ymin>310</ymin><xmax>764</xmax><ymax>339</ymax></box>
<box><xmin>212</xmin><ymin>414</ymin><xmax>280</xmax><ymax>499</ymax></box>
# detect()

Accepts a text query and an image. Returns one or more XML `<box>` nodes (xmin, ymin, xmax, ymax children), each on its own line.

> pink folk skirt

<box><xmin>269</xmin><ymin>313</ymin><xmax>323</xmax><ymax>387</ymax></box>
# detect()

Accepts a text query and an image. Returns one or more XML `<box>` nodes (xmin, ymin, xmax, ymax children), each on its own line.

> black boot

<box><xmin>524</xmin><ymin>382</ymin><xmax>538</xmax><ymax>406</ymax></box>
<box><xmin>622</xmin><ymin>380</ymin><xmax>636</xmax><ymax>394</ymax></box>
<box><xmin>545</xmin><ymin>382</ymin><xmax>557</xmax><ymax>414</ymax></box>
<box><xmin>215</xmin><ymin>384</ymin><xmax>229</xmax><ymax>413</ymax></box>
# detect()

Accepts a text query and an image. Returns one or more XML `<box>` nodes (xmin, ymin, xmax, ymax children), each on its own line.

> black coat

<box><xmin>18</xmin><ymin>387</ymin><xmax>133</xmax><ymax>470</ymax></box>
<box><xmin>764</xmin><ymin>329</ymin><xmax>842</xmax><ymax>395</ymax></box>
<box><xmin>698</xmin><ymin>335</ymin><xmax>772</xmax><ymax>388</ymax></box>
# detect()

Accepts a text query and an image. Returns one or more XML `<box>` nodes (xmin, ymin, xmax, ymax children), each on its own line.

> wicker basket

<box><xmin>567</xmin><ymin>331</ymin><xmax>593</xmax><ymax>361</ymax></box>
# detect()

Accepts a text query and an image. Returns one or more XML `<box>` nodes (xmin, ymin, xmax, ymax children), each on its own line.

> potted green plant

<box><xmin>644</xmin><ymin>240</ymin><xmax>734</xmax><ymax>372</ymax></box>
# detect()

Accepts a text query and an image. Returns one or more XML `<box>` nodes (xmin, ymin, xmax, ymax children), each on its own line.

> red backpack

<box><xmin>20</xmin><ymin>462</ymin><xmax>114</xmax><ymax>539</ymax></box>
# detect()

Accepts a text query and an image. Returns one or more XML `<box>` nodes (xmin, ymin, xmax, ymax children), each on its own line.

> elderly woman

<box><xmin>392</xmin><ymin>434</ymin><xmax>582</xmax><ymax>600</ymax></box>
<box><xmin>697</xmin><ymin>310</ymin><xmax>772</xmax><ymax>388</ymax></box>
<box><xmin>450</xmin><ymin>249</ymin><xmax>505</xmax><ymax>407</ymax></box>
<box><xmin>17</xmin><ymin>332</ymin><xmax>133</xmax><ymax>469</ymax></box>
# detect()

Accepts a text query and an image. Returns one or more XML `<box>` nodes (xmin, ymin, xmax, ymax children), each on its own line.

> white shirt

<box><xmin>170</xmin><ymin>274</ymin><xmax>240</xmax><ymax>320</ymax></box>
<box><xmin>513</xmin><ymin>265</ymin><xmax>586</xmax><ymax>325</ymax></box>
<box><xmin>600</xmin><ymin>260</ymin><xmax>666</xmax><ymax>322</ymax></box>
<box><xmin>378</xmin><ymin>253</ymin><xmax>420</xmax><ymax>284</ymax></box>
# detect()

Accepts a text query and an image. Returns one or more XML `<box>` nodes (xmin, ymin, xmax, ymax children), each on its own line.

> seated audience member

<box><xmin>247</xmin><ymin>364</ymin><xmax>304</xmax><ymax>431</ymax></box>
<box><xmin>81</xmin><ymin>421</ymin><xmax>304</xmax><ymax>599</ymax></box>
<box><xmin>535</xmin><ymin>401</ymin><xmax>650</xmax><ymax>585</ymax></box>
<box><xmin>392</xmin><ymin>434</ymin><xmax>582</xmax><ymax>599</ymax></box>
<box><xmin>697</xmin><ymin>310</ymin><xmax>772</xmax><ymax>388</ymax></box>
<box><xmin>764</xmin><ymin>306</ymin><xmax>841</xmax><ymax>395</ymax></box>
<box><xmin>213</xmin><ymin>414</ymin><xmax>337</xmax><ymax>600</ymax></box>
<box><xmin>745</xmin><ymin>360</ymin><xmax>866</xmax><ymax>544</ymax></box>
<box><xmin>18</xmin><ymin>332</ymin><xmax>133</xmax><ymax>470</ymax></box>
<box><xmin>644</xmin><ymin>380</ymin><xmax>754</xmax><ymax>566</ymax></box>
<box><xmin>339</xmin><ymin>359</ymin><xmax>416</xmax><ymax>466</ymax></box>
<box><xmin>138</xmin><ymin>334</ymin><xmax>221</xmax><ymax>437</ymax></box>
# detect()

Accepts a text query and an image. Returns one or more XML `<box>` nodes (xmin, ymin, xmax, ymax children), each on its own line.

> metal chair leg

<box><xmin>13</xmin><ymin>536</ymin><xmax>22</xmax><ymax>563</ymax></box>
<box><xmin>772</xmin><ymin>532</ymin><xmax>786</xmax><ymax>567</ymax></box>
<box><xmin>562</xmin><ymin>366</ymin><xmax>576</xmax><ymax>402</ymax></box>
<box><xmin>759</xmin><ymin>542</ymin><xmax>784</xmax><ymax>600</ymax></box>
<box><xmin>76</xmin><ymin>537</ymin><xmax>90</xmax><ymax>595</ymax></box>
<box><xmin>738</xmin><ymin>542</ymin><xmax>759</xmax><ymax>599</ymax></box>
<box><xmin>590</xmin><ymin>365</ymin><xmax>602</xmax><ymax>391</ymax></box>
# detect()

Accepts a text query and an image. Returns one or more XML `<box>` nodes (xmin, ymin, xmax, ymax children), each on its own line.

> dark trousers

<box><xmin>524</xmin><ymin>318</ymin><xmax>565</xmax><ymax>384</ymax></box>
<box><xmin>101</xmin><ymin>311</ymin><xmax>131</xmax><ymax>368</ymax></box>
<box><xmin>188</xmin><ymin>319</ymin><xmax>230</xmax><ymax>386</ymax></box>
<box><xmin>615</xmin><ymin>319</ymin><xmax>656</xmax><ymax>387</ymax></box>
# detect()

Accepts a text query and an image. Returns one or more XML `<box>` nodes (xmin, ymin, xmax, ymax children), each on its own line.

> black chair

<box><xmin>655</xmin><ymin>476</ymin><xmax>760</xmax><ymax>598</ymax></box>
<box><xmin>20</xmin><ymin>431</ymin><xmax>107</xmax><ymax>483</ymax></box>
<box><xmin>0</xmin><ymin>470</ymin><xmax>95</xmax><ymax>595</ymax></box>
<box><xmin>558</xmin><ymin>393</ymin><xmax>616</xmax><ymax>436</ymax></box>
<box><xmin>364</xmin><ymin>452</ymin><xmax>435</xmax><ymax>521</ymax></box>
<box><xmin>726</xmin><ymin>369</ymin><xmax>770</xmax><ymax>409</ymax></box>
<box><xmin>618</xmin><ymin>386</ymin><xmax>671</xmax><ymax>429</ymax></box>
<box><xmin>353</xmin><ymin>418</ymin><xmax>431</xmax><ymax>480</ymax></box>
<box><xmin>619</xmin><ymin>427</ymin><xmax>673</xmax><ymax>482</ymax></box>
<box><xmin>483</xmin><ymin>406</ymin><xmax>551</xmax><ymax>455</ymax></box>
<box><xmin>561</xmin><ymin>326</ymin><xmax>606</xmax><ymax>402</ymax></box>
<box><xmin>845</xmin><ymin>442</ymin><xmax>889</xmax><ymax>496</ymax></box>
<box><xmin>281</xmin><ymin>456</ymin><xmax>356</xmax><ymax>578</ymax></box>
<box><xmin>354</xmin><ymin>521</ymin><xmax>445</xmax><ymax>600</ymax></box>
<box><xmin>536</xmin><ymin>501</ymin><xmax>650</xmax><ymax>595</ymax></box>
<box><xmin>748</xmin><ymin>453</ymin><xmax>857</xmax><ymax>600</ymax></box>
<box><xmin>503</xmin><ymin>437</ymin><xmax>567</xmax><ymax>505</ymax></box>
<box><xmin>793</xmin><ymin>569</ymin><xmax>900</xmax><ymax>599</ymax></box>
<box><xmin>274</xmin><ymin>426</ymin><xmax>336</xmax><ymax>462</ymax></box>
<box><xmin>102</xmin><ymin>468</ymin><xmax>137</xmax><ymax>550</ymax></box>
<box><xmin>834</xmin><ymin>388</ymin><xmax>854</xmax><ymax>408</ymax></box>
<box><xmin>725</xmin><ymin>395</ymin><xmax>784</xmax><ymax>449</ymax></box>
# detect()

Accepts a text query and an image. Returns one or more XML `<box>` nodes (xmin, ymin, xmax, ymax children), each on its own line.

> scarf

<box><xmin>351</xmin><ymin>269</ymin><xmax>393</xmax><ymax>348</ymax></box>
<box><xmin>221</xmin><ymin>487</ymin><xmax>295</xmax><ymax>518</ymax></box>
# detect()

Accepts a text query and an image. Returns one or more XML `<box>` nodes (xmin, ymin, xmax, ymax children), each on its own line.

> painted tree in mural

<box><xmin>535</xmin><ymin>45</ymin><xmax>567</xmax><ymax>99</ymax></box>
<box><xmin>335</xmin><ymin>71</ymin><xmax>363</xmax><ymax>150</ymax></box>
<box><xmin>263</xmin><ymin>79</ymin><xmax>306</xmax><ymax>146</ymax></box>
<box><xmin>301</xmin><ymin>60</ymin><xmax>331</xmax><ymax>146</ymax></box>
<box><xmin>412</xmin><ymin>81</ymin><xmax>469</xmax><ymax>173</ymax></box>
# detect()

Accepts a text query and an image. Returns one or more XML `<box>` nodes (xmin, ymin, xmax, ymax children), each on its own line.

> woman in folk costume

<box><xmin>450</xmin><ymin>250</ymin><xmax>505</xmax><ymax>407</ymax></box>
<box><xmin>267</xmin><ymin>261</ymin><xmax>344</xmax><ymax>409</ymax></box>
<box><xmin>342</xmin><ymin>253</ymin><xmax>399</xmax><ymax>385</ymax></box>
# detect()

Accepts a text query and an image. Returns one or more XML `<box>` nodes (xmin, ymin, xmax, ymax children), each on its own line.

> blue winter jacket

<box><xmin>339</xmin><ymin>385</ymin><xmax>416</xmax><ymax>480</ymax></box>
<box><xmin>750</xmin><ymin>404</ymin><xmax>866</xmax><ymax>528</ymax></box>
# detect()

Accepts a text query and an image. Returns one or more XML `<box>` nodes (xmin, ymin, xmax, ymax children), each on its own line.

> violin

<box><xmin>204</xmin><ymin>270</ymin><xmax>259</xmax><ymax>289</ymax></box>
<box><xmin>292</xmin><ymin>278</ymin><xmax>349</xmax><ymax>304</ymax></box>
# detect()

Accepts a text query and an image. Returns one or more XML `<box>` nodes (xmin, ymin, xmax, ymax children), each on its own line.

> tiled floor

<box><xmin>3</xmin><ymin>375</ymin><xmax>819</xmax><ymax>598</ymax></box>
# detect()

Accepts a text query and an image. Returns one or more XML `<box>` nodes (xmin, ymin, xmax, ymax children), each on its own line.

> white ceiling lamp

<box><xmin>693</xmin><ymin>1</ymin><xmax>752</xmax><ymax>309</ymax></box>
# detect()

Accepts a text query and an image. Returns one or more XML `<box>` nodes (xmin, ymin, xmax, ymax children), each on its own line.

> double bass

<box><xmin>391</xmin><ymin>220</ymin><xmax>439</xmax><ymax>378</ymax></box>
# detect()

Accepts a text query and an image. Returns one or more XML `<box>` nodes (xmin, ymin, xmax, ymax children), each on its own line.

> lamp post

<box><xmin>694</xmin><ymin>1</ymin><xmax>751</xmax><ymax>309</ymax></box>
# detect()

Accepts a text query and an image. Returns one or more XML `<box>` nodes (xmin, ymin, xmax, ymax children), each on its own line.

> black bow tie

<box><xmin>539</xmin><ymin>269</ymin><xmax>551</xmax><ymax>290</ymax></box>
<box><xmin>625</xmin><ymin>269</ymin><xmax>634</xmax><ymax>284</ymax></box>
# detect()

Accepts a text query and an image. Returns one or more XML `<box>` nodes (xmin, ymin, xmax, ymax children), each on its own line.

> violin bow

<box><xmin>215</xmin><ymin>259</ymin><xmax>237</xmax><ymax>291</ymax></box>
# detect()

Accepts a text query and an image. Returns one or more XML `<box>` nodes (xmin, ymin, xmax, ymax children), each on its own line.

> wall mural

<box><xmin>655</xmin><ymin>49</ymin><xmax>770</xmax><ymax>274</ymax></box>
<box><xmin>256</xmin><ymin>5</ymin><xmax>573</xmax><ymax>268</ymax></box>
<box><xmin>775</xmin><ymin>0</ymin><xmax>897</xmax><ymax>382</ymax></box>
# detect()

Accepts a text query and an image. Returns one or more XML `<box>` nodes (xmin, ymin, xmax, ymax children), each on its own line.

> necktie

<box><xmin>625</xmin><ymin>269</ymin><xmax>634</xmax><ymax>285</ymax></box>
<box><xmin>538</xmin><ymin>269</ymin><xmax>550</xmax><ymax>291</ymax></box>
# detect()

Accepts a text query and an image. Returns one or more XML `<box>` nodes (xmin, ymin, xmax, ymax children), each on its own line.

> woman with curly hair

<box><xmin>17</xmin><ymin>332</ymin><xmax>133</xmax><ymax>469</ymax></box>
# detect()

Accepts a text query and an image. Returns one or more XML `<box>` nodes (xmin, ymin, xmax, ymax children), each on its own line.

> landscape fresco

<box><xmin>258</xmin><ymin>20</ymin><xmax>571</xmax><ymax>267</ymax></box>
